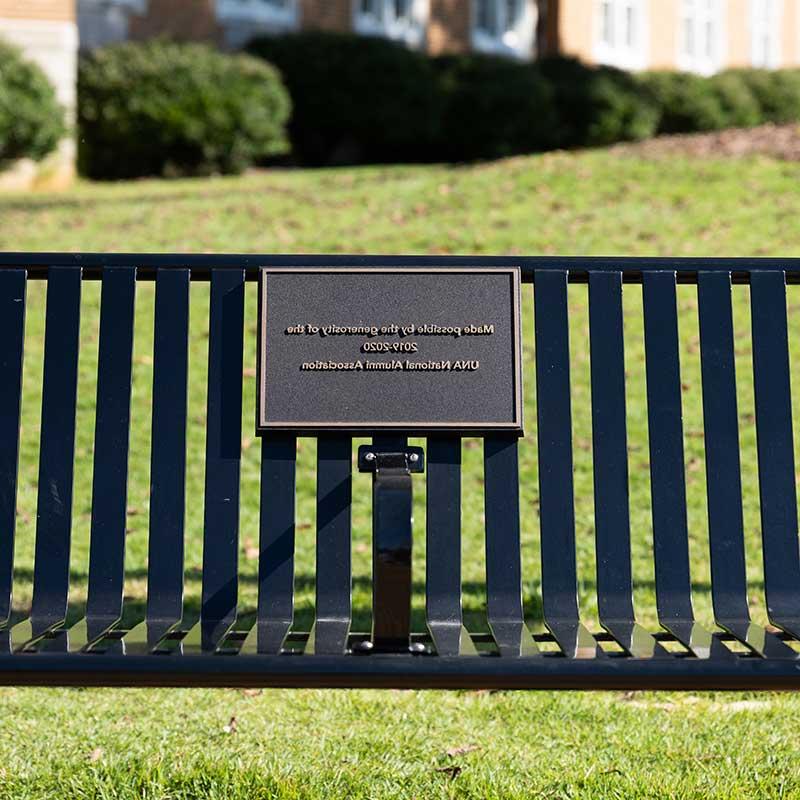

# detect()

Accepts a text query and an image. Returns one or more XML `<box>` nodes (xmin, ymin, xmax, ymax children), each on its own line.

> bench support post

<box><xmin>358</xmin><ymin>443</ymin><xmax>424</xmax><ymax>653</ymax></box>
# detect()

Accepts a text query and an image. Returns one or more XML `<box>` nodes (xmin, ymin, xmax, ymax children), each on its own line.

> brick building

<box><xmin>77</xmin><ymin>1</ymin><xmax>800</xmax><ymax>71</ymax></box>
<box><xmin>2</xmin><ymin>0</ymin><xmax>799</xmax><ymax>188</ymax></box>
<box><xmin>0</xmin><ymin>0</ymin><xmax>77</xmax><ymax>188</ymax></box>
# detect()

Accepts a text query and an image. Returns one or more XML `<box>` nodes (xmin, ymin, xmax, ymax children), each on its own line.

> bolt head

<box><xmin>365</xmin><ymin>452</ymin><xmax>376</xmax><ymax>462</ymax></box>
<box><xmin>409</xmin><ymin>453</ymin><xmax>419</xmax><ymax>463</ymax></box>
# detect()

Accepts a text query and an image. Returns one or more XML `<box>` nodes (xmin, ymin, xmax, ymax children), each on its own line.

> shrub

<box><xmin>433</xmin><ymin>54</ymin><xmax>555</xmax><ymax>160</ymax></box>
<box><xmin>585</xmin><ymin>65</ymin><xmax>661</xmax><ymax>145</ymax></box>
<box><xmin>0</xmin><ymin>39</ymin><xmax>65</xmax><ymax>164</ymax></box>
<box><xmin>708</xmin><ymin>71</ymin><xmax>761</xmax><ymax>128</ymax></box>
<box><xmin>726</xmin><ymin>68</ymin><xmax>800</xmax><ymax>123</ymax></box>
<box><xmin>639</xmin><ymin>71</ymin><xmax>727</xmax><ymax>133</ymax></box>
<box><xmin>535</xmin><ymin>57</ymin><xmax>658</xmax><ymax>148</ymax></box>
<box><xmin>78</xmin><ymin>41</ymin><xmax>291</xmax><ymax>179</ymax></box>
<box><xmin>247</xmin><ymin>32</ymin><xmax>439</xmax><ymax>165</ymax></box>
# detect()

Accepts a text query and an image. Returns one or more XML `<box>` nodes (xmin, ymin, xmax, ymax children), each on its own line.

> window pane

<box><xmin>600</xmin><ymin>0</ymin><xmax>614</xmax><ymax>45</ymax></box>
<box><xmin>704</xmin><ymin>18</ymin><xmax>713</xmax><ymax>58</ymax></box>
<box><xmin>682</xmin><ymin>16</ymin><xmax>694</xmax><ymax>55</ymax></box>
<box><xmin>393</xmin><ymin>0</ymin><xmax>410</xmax><ymax>20</ymax></box>
<box><xmin>505</xmin><ymin>0</ymin><xmax>521</xmax><ymax>30</ymax></box>
<box><xmin>476</xmin><ymin>0</ymin><xmax>497</xmax><ymax>35</ymax></box>
<box><xmin>624</xmin><ymin>4</ymin><xmax>635</xmax><ymax>47</ymax></box>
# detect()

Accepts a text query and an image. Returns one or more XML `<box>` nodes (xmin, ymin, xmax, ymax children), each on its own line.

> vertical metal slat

<box><xmin>643</xmin><ymin>271</ymin><xmax>730</xmax><ymax>659</ymax></box>
<box><xmin>484</xmin><ymin>435</ymin><xmax>538</xmax><ymax>656</ymax></box>
<box><xmin>309</xmin><ymin>436</ymin><xmax>352</xmax><ymax>654</ymax></box>
<box><xmin>85</xmin><ymin>266</ymin><xmax>137</xmax><ymax>644</ymax></box>
<box><xmin>200</xmin><ymin>268</ymin><xmax>245</xmax><ymax>651</ymax></box>
<box><xmin>0</xmin><ymin>269</ymin><xmax>26</xmax><ymax>635</ymax></box>
<box><xmin>28</xmin><ymin>269</ymin><xmax>82</xmax><ymax>644</ymax></box>
<box><xmin>750</xmin><ymin>270</ymin><xmax>800</xmax><ymax>638</ymax></box>
<box><xmin>244</xmin><ymin>434</ymin><xmax>297</xmax><ymax>654</ymax></box>
<box><xmin>144</xmin><ymin>267</ymin><xmax>190</xmax><ymax>646</ymax></box>
<box><xmin>426</xmin><ymin>436</ymin><xmax>474</xmax><ymax>656</ymax></box>
<box><xmin>534</xmin><ymin>270</ymin><xmax>599</xmax><ymax>658</ymax></box>
<box><xmin>589</xmin><ymin>271</ymin><xmax>668</xmax><ymax>658</ymax></box>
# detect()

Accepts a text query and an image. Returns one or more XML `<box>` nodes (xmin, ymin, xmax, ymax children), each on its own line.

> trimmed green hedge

<box><xmin>537</xmin><ymin>56</ymin><xmax>659</xmax><ymax>147</ymax></box>
<box><xmin>639</xmin><ymin>71</ymin><xmax>727</xmax><ymax>133</ymax></box>
<box><xmin>0</xmin><ymin>39</ymin><xmax>65</xmax><ymax>164</ymax></box>
<box><xmin>433</xmin><ymin>54</ymin><xmax>556</xmax><ymax>160</ymax></box>
<box><xmin>244</xmin><ymin>35</ymin><xmax>662</xmax><ymax>164</ymax></box>
<box><xmin>78</xmin><ymin>41</ymin><xmax>291</xmax><ymax>179</ymax></box>
<box><xmin>78</xmin><ymin>35</ymin><xmax>800</xmax><ymax>172</ymax></box>
<box><xmin>247</xmin><ymin>32</ymin><xmax>439</xmax><ymax>165</ymax></box>
<box><xmin>725</xmin><ymin>68</ymin><xmax>800</xmax><ymax>123</ymax></box>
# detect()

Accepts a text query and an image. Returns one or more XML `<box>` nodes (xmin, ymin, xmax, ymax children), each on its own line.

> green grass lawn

<box><xmin>3</xmin><ymin>150</ymin><xmax>800</xmax><ymax>798</ymax></box>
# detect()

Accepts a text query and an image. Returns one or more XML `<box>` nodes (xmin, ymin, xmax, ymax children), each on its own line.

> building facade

<box><xmin>78</xmin><ymin>0</ymin><xmax>544</xmax><ymax>56</ymax></box>
<box><xmin>0</xmin><ymin>0</ymin><xmax>77</xmax><ymax>188</ymax></box>
<box><xmin>1</xmin><ymin>1</ymin><xmax>799</xmax><ymax>188</ymax></box>
<box><xmin>76</xmin><ymin>0</ymin><xmax>800</xmax><ymax>71</ymax></box>
<box><xmin>562</xmin><ymin>0</ymin><xmax>800</xmax><ymax>73</ymax></box>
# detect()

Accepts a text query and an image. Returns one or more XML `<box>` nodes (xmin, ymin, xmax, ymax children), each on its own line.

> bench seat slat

<box><xmin>750</xmin><ymin>271</ymin><xmax>800</xmax><ymax>637</ymax></box>
<box><xmin>308</xmin><ymin>436</ymin><xmax>352</xmax><ymax>655</ymax></box>
<box><xmin>200</xmin><ymin>269</ymin><xmax>245</xmax><ymax>651</ymax></box>
<box><xmin>10</xmin><ymin>620</ymin><xmax>67</xmax><ymax>654</ymax></box>
<box><xmin>30</xmin><ymin>268</ymin><xmax>82</xmax><ymax>635</ymax></box>
<box><xmin>698</xmin><ymin>272</ymin><xmax>797</xmax><ymax>658</ymax></box>
<box><xmin>534</xmin><ymin>271</ymin><xmax>601</xmax><ymax>658</ymax></box>
<box><xmin>166</xmin><ymin>621</ymin><xmax>232</xmax><ymax>655</ymax></box>
<box><xmin>86</xmin><ymin>266</ymin><xmax>137</xmax><ymax>641</ymax></box>
<box><xmin>642</xmin><ymin>272</ymin><xmax>732</xmax><ymax>660</ymax></box>
<box><xmin>146</xmin><ymin>268</ymin><xmax>190</xmax><ymax>641</ymax></box>
<box><xmin>0</xmin><ymin>270</ymin><xmax>26</xmax><ymax>629</ymax></box>
<box><xmin>252</xmin><ymin>434</ymin><xmax>297</xmax><ymax>654</ymax></box>
<box><xmin>16</xmin><ymin>616</ymin><xmax>97</xmax><ymax>655</ymax></box>
<box><xmin>588</xmin><ymin>271</ymin><xmax>670</xmax><ymax>659</ymax></box>
<box><xmin>9</xmin><ymin>615</ymin><xmax>98</xmax><ymax>655</ymax></box>
<box><xmin>114</xmin><ymin>619</ymin><xmax>181</xmax><ymax>655</ymax></box>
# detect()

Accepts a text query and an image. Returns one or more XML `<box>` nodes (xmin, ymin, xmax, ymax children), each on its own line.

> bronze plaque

<box><xmin>256</xmin><ymin>267</ymin><xmax>523</xmax><ymax>434</ymax></box>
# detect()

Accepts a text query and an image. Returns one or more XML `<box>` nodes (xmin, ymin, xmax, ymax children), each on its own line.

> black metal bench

<box><xmin>2</xmin><ymin>253</ymin><xmax>800</xmax><ymax>690</ymax></box>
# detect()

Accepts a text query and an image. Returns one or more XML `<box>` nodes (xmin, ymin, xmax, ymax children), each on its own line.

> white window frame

<box><xmin>353</xmin><ymin>0</ymin><xmax>429</xmax><ymax>49</ymax></box>
<box><xmin>471</xmin><ymin>0</ymin><xmax>536</xmax><ymax>59</ymax></box>
<box><xmin>79</xmin><ymin>0</ymin><xmax>147</xmax><ymax>11</ymax></box>
<box><xmin>676</xmin><ymin>0</ymin><xmax>724</xmax><ymax>75</ymax></box>
<box><xmin>750</xmin><ymin>0</ymin><xmax>782</xmax><ymax>67</ymax></box>
<box><xmin>594</xmin><ymin>0</ymin><xmax>648</xmax><ymax>71</ymax></box>
<box><xmin>216</xmin><ymin>0</ymin><xmax>299</xmax><ymax>29</ymax></box>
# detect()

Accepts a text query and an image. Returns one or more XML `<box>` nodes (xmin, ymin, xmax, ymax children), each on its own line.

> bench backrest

<box><xmin>1</xmin><ymin>254</ymin><xmax>799</xmax><ymax>657</ymax></box>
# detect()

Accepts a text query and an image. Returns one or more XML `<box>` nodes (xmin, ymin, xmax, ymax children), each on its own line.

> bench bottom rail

<box><xmin>0</xmin><ymin>652</ymin><xmax>800</xmax><ymax>690</ymax></box>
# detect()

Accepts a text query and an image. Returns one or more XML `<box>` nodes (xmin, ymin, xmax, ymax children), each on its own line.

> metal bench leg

<box><xmin>358</xmin><ymin>442</ymin><xmax>424</xmax><ymax>653</ymax></box>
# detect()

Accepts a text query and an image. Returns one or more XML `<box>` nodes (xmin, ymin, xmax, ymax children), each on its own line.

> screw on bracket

<box><xmin>357</xmin><ymin>445</ymin><xmax>424</xmax><ymax>473</ymax></box>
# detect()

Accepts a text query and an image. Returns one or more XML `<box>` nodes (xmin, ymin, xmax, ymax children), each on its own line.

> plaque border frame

<box><xmin>256</xmin><ymin>267</ymin><xmax>523</xmax><ymax>434</ymax></box>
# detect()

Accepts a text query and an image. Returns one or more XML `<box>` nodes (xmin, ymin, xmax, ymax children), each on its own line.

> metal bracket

<box><xmin>357</xmin><ymin>445</ymin><xmax>425</xmax><ymax>474</ymax></box>
<box><xmin>357</xmin><ymin>444</ymin><xmax>425</xmax><ymax>653</ymax></box>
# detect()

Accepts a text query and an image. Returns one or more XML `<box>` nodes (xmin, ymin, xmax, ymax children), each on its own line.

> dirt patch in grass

<box><xmin>613</xmin><ymin>122</ymin><xmax>800</xmax><ymax>160</ymax></box>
